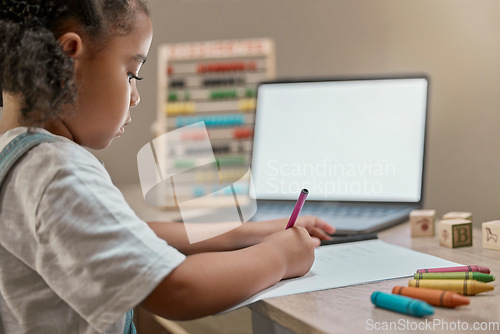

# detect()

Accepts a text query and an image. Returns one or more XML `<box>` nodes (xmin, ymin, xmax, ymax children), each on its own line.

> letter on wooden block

<box><xmin>482</xmin><ymin>221</ymin><xmax>500</xmax><ymax>251</ymax></box>
<box><xmin>438</xmin><ymin>219</ymin><xmax>472</xmax><ymax>248</ymax></box>
<box><xmin>410</xmin><ymin>210</ymin><xmax>436</xmax><ymax>237</ymax></box>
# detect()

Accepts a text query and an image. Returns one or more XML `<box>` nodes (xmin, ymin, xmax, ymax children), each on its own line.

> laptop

<box><xmin>249</xmin><ymin>75</ymin><xmax>429</xmax><ymax>234</ymax></box>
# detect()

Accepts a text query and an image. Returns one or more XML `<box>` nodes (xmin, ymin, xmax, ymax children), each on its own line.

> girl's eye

<box><xmin>128</xmin><ymin>72</ymin><xmax>144</xmax><ymax>83</ymax></box>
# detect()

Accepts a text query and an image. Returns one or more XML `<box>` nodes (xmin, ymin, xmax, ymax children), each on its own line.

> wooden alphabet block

<box><xmin>443</xmin><ymin>211</ymin><xmax>472</xmax><ymax>222</ymax></box>
<box><xmin>438</xmin><ymin>219</ymin><xmax>473</xmax><ymax>248</ymax></box>
<box><xmin>482</xmin><ymin>221</ymin><xmax>500</xmax><ymax>251</ymax></box>
<box><xmin>410</xmin><ymin>210</ymin><xmax>436</xmax><ymax>237</ymax></box>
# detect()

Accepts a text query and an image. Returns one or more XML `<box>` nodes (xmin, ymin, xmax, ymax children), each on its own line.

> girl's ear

<box><xmin>58</xmin><ymin>32</ymin><xmax>83</xmax><ymax>59</ymax></box>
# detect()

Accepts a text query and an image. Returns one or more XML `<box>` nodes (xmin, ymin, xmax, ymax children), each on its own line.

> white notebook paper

<box><xmin>223</xmin><ymin>239</ymin><xmax>460</xmax><ymax>313</ymax></box>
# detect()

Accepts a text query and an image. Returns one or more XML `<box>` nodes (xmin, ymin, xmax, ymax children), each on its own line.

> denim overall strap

<box><xmin>0</xmin><ymin>132</ymin><xmax>56</xmax><ymax>187</ymax></box>
<box><xmin>124</xmin><ymin>309</ymin><xmax>137</xmax><ymax>334</ymax></box>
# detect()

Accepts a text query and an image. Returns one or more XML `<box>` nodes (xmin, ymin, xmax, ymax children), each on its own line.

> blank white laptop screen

<box><xmin>251</xmin><ymin>77</ymin><xmax>428</xmax><ymax>202</ymax></box>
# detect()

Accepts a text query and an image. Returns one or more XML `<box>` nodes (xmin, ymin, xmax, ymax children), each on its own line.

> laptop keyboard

<box><xmin>257</xmin><ymin>202</ymin><xmax>406</xmax><ymax>218</ymax></box>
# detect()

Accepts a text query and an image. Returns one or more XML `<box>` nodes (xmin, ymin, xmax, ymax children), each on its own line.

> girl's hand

<box><xmin>261</xmin><ymin>226</ymin><xmax>316</xmax><ymax>279</ymax></box>
<box><xmin>259</xmin><ymin>215</ymin><xmax>335</xmax><ymax>247</ymax></box>
<box><xmin>293</xmin><ymin>215</ymin><xmax>335</xmax><ymax>246</ymax></box>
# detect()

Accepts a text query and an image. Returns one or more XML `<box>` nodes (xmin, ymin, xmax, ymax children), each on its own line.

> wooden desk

<box><xmin>250</xmin><ymin>222</ymin><xmax>500</xmax><ymax>334</ymax></box>
<box><xmin>120</xmin><ymin>185</ymin><xmax>498</xmax><ymax>333</ymax></box>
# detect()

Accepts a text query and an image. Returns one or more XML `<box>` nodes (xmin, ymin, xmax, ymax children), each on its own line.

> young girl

<box><xmin>0</xmin><ymin>1</ymin><xmax>335</xmax><ymax>333</ymax></box>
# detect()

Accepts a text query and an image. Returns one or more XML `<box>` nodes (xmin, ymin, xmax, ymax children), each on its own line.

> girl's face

<box><xmin>62</xmin><ymin>12</ymin><xmax>153</xmax><ymax>149</ymax></box>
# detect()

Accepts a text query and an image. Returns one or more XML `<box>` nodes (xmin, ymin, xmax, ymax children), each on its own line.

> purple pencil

<box><xmin>416</xmin><ymin>265</ymin><xmax>490</xmax><ymax>274</ymax></box>
<box><xmin>285</xmin><ymin>189</ymin><xmax>309</xmax><ymax>229</ymax></box>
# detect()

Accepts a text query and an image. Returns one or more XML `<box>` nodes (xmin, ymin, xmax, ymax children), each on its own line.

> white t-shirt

<box><xmin>0</xmin><ymin>128</ymin><xmax>186</xmax><ymax>334</ymax></box>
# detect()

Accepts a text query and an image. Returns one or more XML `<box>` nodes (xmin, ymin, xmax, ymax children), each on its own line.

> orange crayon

<box><xmin>408</xmin><ymin>279</ymin><xmax>494</xmax><ymax>296</ymax></box>
<box><xmin>392</xmin><ymin>286</ymin><xmax>470</xmax><ymax>308</ymax></box>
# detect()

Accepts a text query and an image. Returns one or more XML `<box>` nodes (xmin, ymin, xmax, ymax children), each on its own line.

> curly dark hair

<box><xmin>0</xmin><ymin>0</ymin><xmax>150</xmax><ymax>126</ymax></box>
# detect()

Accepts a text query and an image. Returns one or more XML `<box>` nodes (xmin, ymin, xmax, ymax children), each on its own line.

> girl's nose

<box><xmin>130</xmin><ymin>85</ymin><xmax>141</xmax><ymax>108</ymax></box>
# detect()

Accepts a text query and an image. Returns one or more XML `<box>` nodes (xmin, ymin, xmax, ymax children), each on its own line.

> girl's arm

<box><xmin>140</xmin><ymin>226</ymin><xmax>316</xmax><ymax>320</ymax></box>
<box><xmin>147</xmin><ymin>215</ymin><xmax>335</xmax><ymax>255</ymax></box>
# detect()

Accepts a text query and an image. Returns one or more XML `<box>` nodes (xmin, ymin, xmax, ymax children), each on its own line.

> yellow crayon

<box><xmin>408</xmin><ymin>279</ymin><xmax>494</xmax><ymax>296</ymax></box>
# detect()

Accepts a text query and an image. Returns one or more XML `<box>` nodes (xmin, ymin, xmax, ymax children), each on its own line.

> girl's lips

<box><xmin>119</xmin><ymin>119</ymin><xmax>131</xmax><ymax>136</ymax></box>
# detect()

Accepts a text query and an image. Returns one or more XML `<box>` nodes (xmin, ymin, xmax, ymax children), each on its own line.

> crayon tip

<box><xmin>450</xmin><ymin>293</ymin><xmax>470</xmax><ymax>307</ymax></box>
<box><xmin>474</xmin><ymin>273</ymin><xmax>495</xmax><ymax>283</ymax></box>
<box><xmin>478</xmin><ymin>266</ymin><xmax>491</xmax><ymax>274</ymax></box>
<box><xmin>419</xmin><ymin>302</ymin><xmax>435</xmax><ymax>316</ymax></box>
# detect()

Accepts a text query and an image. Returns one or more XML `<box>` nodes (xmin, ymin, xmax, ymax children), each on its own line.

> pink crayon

<box><xmin>416</xmin><ymin>265</ymin><xmax>490</xmax><ymax>274</ymax></box>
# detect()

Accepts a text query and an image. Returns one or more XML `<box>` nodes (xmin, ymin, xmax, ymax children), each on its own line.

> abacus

<box><xmin>154</xmin><ymin>39</ymin><xmax>276</xmax><ymax>207</ymax></box>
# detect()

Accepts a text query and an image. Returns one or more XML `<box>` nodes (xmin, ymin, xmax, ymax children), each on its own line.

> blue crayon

<box><xmin>371</xmin><ymin>291</ymin><xmax>434</xmax><ymax>317</ymax></box>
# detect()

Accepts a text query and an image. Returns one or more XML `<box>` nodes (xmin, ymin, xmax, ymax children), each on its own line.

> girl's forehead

<box><xmin>98</xmin><ymin>13</ymin><xmax>152</xmax><ymax>55</ymax></box>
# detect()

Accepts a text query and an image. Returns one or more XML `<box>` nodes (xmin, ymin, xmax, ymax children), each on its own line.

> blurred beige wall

<box><xmin>93</xmin><ymin>0</ymin><xmax>500</xmax><ymax>226</ymax></box>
